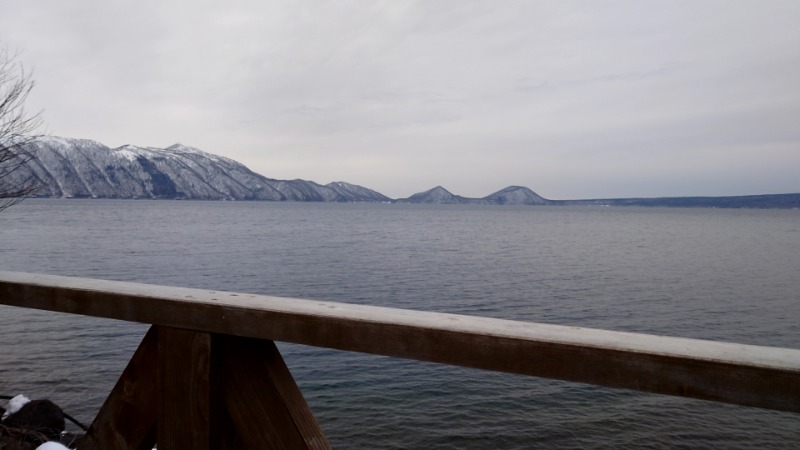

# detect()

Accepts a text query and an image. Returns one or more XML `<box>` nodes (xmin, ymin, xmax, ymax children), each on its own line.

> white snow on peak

<box><xmin>36</xmin><ymin>136</ymin><xmax>106</xmax><ymax>149</ymax></box>
<box><xmin>114</xmin><ymin>147</ymin><xmax>141</xmax><ymax>162</ymax></box>
<box><xmin>111</xmin><ymin>144</ymin><xmax>149</xmax><ymax>161</ymax></box>
<box><xmin>167</xmin><ymin>143</ymin><xmax>204</xmax><ymax>153</ymax></box>
<box><xmin>166</xmin><ymin>143</ymin><xmax>240</xmax><ymax>166</ymax></box>
<box><xmin>167</xmin><ymin>143</ymin><xmax>217</xmax><ymax>160</ymax></box>
<box><xmin>115</xmin><ymin>144</ymin><xmax>145</xmax><ymax>151</ymax></box>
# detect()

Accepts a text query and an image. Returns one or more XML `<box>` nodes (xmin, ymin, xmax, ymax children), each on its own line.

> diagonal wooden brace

<box><xmin>80</xmin><ymin>326</ymin><xmax>158</xmax><ymax>450</ymax></box>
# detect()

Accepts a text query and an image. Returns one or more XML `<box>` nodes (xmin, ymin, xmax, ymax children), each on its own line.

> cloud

<box><xmin>1</xmin><ymin>0</ymin><xmax>799</xmax><ymax>198</ymax></box>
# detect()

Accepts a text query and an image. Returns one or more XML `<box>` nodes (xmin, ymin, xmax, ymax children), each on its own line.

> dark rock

<box><xmin>1</xmin><ymin>400</ymin><xmax>65</xmax><ymax>446</ymax></box>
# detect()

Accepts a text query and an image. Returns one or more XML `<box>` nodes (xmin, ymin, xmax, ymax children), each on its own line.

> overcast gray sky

<box><xmin>2</xmin><ymin>1</ymin><xmax>799</xmax><ymax>199</ymax></box>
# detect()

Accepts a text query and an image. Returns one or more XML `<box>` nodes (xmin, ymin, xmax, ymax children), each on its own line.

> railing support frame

<box><xmin>80</xmin><ymin>325</ymin><xmax>330</xmax><ymax>450</ymax></box>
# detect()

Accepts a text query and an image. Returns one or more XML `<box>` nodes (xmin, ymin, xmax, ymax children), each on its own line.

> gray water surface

<box><xmin>1</xmin><ymin>199</ymin><xmax>798</xmax><ymax>448</ymax></box>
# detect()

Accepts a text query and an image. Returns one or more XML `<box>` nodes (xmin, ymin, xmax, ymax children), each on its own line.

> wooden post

<box><xmin>81</xmin><ymin>325</ymin><xmax>329</xmax><ymax>450</ymax></box>
<box><xmin>157</xmin><ymin>327</ymin><xmax>219</xmax><ymax>449</ymax></box>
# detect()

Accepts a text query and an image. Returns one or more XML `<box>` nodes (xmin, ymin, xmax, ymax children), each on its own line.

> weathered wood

<box><xmin>79</xmin><ymin>325</ymin><xmax>327</xmax><ymax>450</ymax></box>
<box><xmin>1</xmin><ymin>271</ymin><xmax>800</xmax><ymax>412</ymax></box>
<box><xmin>218</xmin><ymin>335</ymin><xmax>331</xmax><ymax>450</ymax></box>
<box><xmin>81</xmin><ymin>326</ymin><xmax>158</xmax><ymax>450</ymax></box>
<box><xmin>156</xmin><ymin>329</ymin><xmax>328</xmax><ymax>449</ymax></box>
<box><xmin>157</xmin><ymin>327</ymin><xmax>219</xmax><ymax>450</ymax></box>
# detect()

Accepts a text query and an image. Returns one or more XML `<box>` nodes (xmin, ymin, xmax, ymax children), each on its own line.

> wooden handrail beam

<box><xmin>1</xmin><ymin>271</ymin><xmax>799</xmax><ymax>413</ymax></box>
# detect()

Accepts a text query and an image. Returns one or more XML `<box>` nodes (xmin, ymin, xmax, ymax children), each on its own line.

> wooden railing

<box><xmin>1</xmin><ymin>271</ymin><xmax>799</xmax><ymax>449</ymax></box>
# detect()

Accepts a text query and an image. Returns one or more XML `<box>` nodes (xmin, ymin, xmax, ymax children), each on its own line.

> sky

<box><xmin>1</xmin><ymin>1</ymin><xmax>799</xmax><ymax>199</ymax></box>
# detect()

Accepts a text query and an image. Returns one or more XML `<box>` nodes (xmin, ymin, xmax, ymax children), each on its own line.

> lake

<box><xmin>1</xmin><ymin>199</ymin><xmax>799</xmax><ymax>448</ymax></box>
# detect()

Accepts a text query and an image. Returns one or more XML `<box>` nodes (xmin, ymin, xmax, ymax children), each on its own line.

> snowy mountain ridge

<box><xmin>15</xmin><ymin>136</ymin><xmax>391</xmax><ymax>202</ymax></box>
<box><xmin>13</xmin><ymin>136</ymin><xmax>797</xmax><ymax>208</ymax></box>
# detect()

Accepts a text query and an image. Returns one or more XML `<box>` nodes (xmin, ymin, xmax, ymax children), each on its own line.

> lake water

<box><xmin>1</xmin><ymin>199</ymin><xmax>799</xmax><ymax>448</ymax></box>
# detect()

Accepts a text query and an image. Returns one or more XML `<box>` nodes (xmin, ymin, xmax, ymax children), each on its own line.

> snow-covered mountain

<box><xmin>15</xmin><ymin>137</ymin><xmax>794</xmax><ymax>208</ymax></box>
<box><xmin>483</xmin><ymin>186</ymin><xmax>549</xmax><ymax>205</ymax></box>
<box><xmin>396</xmin><ymin>185</ymin><xmax>553</xmax><ymax>205</ymax></box>
<box><xmin>395</xmin><ymin>186</ymin><xmax>477</xmax><ymax>204</ymax></box>
<box><xmin>395</xmin><ymin>185</ymin><xmax>800</xmax><ymax>208</ymax></box>
<box><xmin>14</xmin><ymin>137</ymin><xmax>391</xmax><ymax>202</ymax></box>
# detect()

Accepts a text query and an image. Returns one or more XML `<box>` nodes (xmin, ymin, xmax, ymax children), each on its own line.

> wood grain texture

<box><xmin>81</xmin><ymin>326</ymin><xmax>158</xmax><ymax>450</ymax></box>
<box><xmin>157</xmin><ymin>327</ymin><xmax>217</xmax><ymax>450</ymax></box>
<box><xmin>156</xmin><ymin>328</ymin><xmax>328</xmax><ymax>449</ymax></box>
<box><xmin>79</xmin><ymin>326</ymin><xmax>327</xmax><ymax>449</ymax></box>
<box><xmin>1</xmin><ymin>271</ymin><xmax>799</xmax><ymax>413</ymax></box>
<box><xmin>218</xmin><ymin>335</ymin><xmax>330</xmax><ymax>450</ymax></box>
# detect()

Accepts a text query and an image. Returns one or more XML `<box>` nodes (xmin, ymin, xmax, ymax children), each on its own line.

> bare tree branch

<box><xmin>0</xmin><ymin>46</ymin><xmax>43</xmax><ymax>212</ymax></box>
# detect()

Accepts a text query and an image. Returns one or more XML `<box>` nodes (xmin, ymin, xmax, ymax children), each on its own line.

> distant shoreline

<box><xmin>26</xmin><ymin>192</ymin><xmax>800</xmax><ymax>209</ymax></box>
<box><xmin>17</xmin><ymin>137</ymin><xmax>800</xmax><ymax>209</ymax></box>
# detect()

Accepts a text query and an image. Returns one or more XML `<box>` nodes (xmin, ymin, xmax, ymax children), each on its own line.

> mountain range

<box><xmin>9</xmin><ymin>136</ymin><xmax>800</xmax><ymax>208</ymax></box>
<box><xmin>13</xmin><ymin>137</ymin><xmax>390</xmax><ymax>202</ymax></box>
<box><xmin>396</xmin><ymin>185</ymin><xmax>549</xmax><ymax>205</ymax></box>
